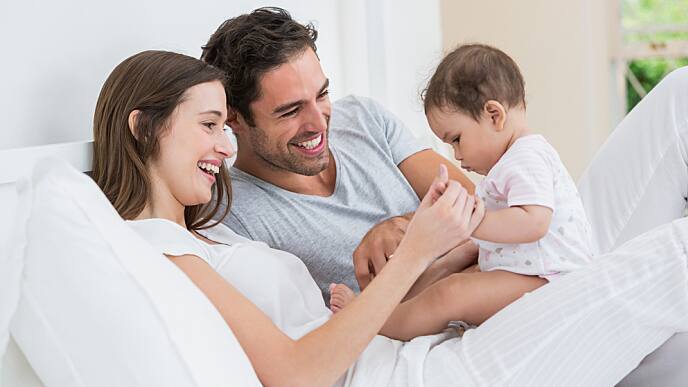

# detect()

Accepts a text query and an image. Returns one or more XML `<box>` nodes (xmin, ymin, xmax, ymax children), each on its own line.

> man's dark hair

<box><xmin>423</xmin><ymin>44</ymin><xmax>526</xmax><ymax>121</ymax></box>
<box><xmin>201</xmin><ymin>7</ymin><xmax>318</xmax><ymax>126</ymax></box>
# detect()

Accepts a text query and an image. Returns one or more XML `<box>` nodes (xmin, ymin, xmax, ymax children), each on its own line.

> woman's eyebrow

<box><xmin>198</xmin><ymin>110</ymin><xmax>223</xmax><ymax>117</ymax></box>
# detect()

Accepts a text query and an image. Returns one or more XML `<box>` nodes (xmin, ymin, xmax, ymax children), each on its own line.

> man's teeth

<box><xmin>296</xmin><ymin>134</ymin><xmax>322</xmax><ymax>150</ymax></box>
<box><xmin>197</xmin><ymin>162</ymin><xmax>220</xmax><ymax>174</ymax></box>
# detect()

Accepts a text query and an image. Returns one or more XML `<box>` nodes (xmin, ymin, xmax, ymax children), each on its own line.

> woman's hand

<box><xmin>395</xmin><ymin>165</ymin><xmax>482</xmax><ymax>267</ymax></box>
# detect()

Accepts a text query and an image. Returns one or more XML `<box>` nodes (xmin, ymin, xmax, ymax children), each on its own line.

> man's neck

<box><xmin>233</xmin><ymin>151</ymin><xmax>337</xmax><ymax>197</ymax></box>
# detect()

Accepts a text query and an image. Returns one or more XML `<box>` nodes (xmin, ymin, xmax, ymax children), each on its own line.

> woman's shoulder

<box><xmin>127</xmin><ymin>218</ymin><xmax>213</xmax><ymax>264</ymax></box>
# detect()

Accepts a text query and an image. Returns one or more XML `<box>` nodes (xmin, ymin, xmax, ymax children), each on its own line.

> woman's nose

<box><xmin>215</xmin><ymin>129</ymin><xmax>235</xmax><ymax>159</ymax></box>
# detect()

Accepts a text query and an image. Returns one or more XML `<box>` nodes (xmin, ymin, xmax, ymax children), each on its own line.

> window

<box><xmin>618</xmin><ymin>0</ymin><xmax>688</xmax><ymax>111</ymax></box>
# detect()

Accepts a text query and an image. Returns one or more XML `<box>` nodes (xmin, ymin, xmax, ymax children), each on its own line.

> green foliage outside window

<box><xmin>622</xmin><ymin>0</ymin><xmax>688</xmax><ymax>111</ymax></box>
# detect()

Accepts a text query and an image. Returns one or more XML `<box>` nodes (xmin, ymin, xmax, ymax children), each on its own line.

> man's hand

<box><xmin>353</xmin><ymin>215</ymin><xmax>410</xmax><ymax>290</ymax></box>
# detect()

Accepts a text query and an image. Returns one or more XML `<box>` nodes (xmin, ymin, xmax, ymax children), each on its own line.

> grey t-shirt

<box><xmin>224</xmin><ymin>95</ymin><xmax>428</xmax><ymax>299</ymax></box>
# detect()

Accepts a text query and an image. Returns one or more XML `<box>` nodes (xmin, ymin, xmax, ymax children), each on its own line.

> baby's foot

<box><xmin>329</xmin><ymin>283</ymin><xmax>356</xmax><ymax>313</ymax></box>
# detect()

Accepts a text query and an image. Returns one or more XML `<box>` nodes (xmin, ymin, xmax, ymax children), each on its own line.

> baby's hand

<box><xmin>468</xmin><ymin>195</ymin><xmax>485</xmax><ymax>234</ymax></box>
<box><xmin>329</xmin><ymin>283</ymin><xmax>356</xmax><ymax>313</ymax></box>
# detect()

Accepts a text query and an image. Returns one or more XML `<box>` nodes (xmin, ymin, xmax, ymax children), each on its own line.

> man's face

<box><xmin>241</xmin><ymin>48</ymin><xmax>332</xmax><ymax>176</ymax></box>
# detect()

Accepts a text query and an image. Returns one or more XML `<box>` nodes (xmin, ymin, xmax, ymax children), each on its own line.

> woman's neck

<box><xmin>135</xmin><ymin>175</ymin><xmax>187</xmax><ymax>228</ymax></box>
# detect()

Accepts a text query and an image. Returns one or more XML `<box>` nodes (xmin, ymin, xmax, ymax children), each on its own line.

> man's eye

<box><xmin>318</xmin><ymin>90</ymin><xmax>329</xmax><ymax>98</ymax></box>
<box><xmin>281</xmin><ymin>108</ymin><xmax>299</xmax><ymax>118</ymax></box>
<box><xmin>453</xmin><ymin>137</ymin><xmax>460</xmax><ymax>144</ymax></box>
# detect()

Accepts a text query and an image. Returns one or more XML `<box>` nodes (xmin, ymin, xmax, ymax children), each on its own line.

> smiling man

<box><xmin>201</xmin><ymin>7</ymin><xmax>475</xmax><ymax>300</ymax></box>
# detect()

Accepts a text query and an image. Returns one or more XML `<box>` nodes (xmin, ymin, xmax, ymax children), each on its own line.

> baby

<box><xmin>331</xmin><ymin>44</ymin><xmax>594</xmax><ymax>340</ymax></box>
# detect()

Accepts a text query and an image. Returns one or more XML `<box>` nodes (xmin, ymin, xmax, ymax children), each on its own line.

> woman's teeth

<box><xmin>197</xmin><ymin>161</ymin><xmax>219</xmax><ymax>174</ymax></box>
<box><xmin>296</xmin><ymin>134</ymin><xmax>322</xmax><ymax>150</ymax></box>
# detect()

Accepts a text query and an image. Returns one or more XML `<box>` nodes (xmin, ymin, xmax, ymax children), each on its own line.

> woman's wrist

<box><xmin>391</xmin><ymin>241</ymin><xmax>434</xmax><ymax>276</ymax></box>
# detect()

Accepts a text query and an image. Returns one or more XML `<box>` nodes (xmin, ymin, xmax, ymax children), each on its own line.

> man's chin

<box><xmin>297</xmin><ymin>160</ymin><xmax>329</xmax><ymax>176</ymax></box>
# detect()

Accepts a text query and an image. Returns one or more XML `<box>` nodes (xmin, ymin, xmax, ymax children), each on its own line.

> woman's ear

<box><xmin>483</xmin><ymin>100</ymin><xmax>507</xmax><ymax>131</ymax></box>
<box><xmin>128</xmin><ymin>110</ymin><xmax>141</xmax><ymax>140</ymax></box>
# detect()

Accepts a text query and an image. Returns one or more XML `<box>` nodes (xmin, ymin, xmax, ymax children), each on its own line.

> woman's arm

<box><xmin>171</xmin><ymin>253</ymin><xmax>424</xmax><ymax>386</ymax></box>
<box><xmin>471</xmin><ymin>205</ymin><xmax>552</xmax><ymax>244</ymax></box>
<box><xmin>172</xmin><ymin>180</ymin><xmax>479</xmax><ymax>387</ymax></box>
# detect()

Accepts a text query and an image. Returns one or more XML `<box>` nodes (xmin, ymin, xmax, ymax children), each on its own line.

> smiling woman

<box><xmin>91</xmin><ymin>50</ymin><xmax>232</xmax><ymax>230</ymax></box>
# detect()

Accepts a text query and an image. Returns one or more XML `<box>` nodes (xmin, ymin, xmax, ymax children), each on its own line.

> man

<box><xmin>201</xmin><ymin>7</ymin><xmax>476</xmax><ymax>299</ymax></box>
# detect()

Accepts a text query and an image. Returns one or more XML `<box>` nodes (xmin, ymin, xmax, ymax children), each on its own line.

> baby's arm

<box><xmin>471</xmin><ymin>205</ymin><xmax>552</xmax><ymax>244</ymax></box>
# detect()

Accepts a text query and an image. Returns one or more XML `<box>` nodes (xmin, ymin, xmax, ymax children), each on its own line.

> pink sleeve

<box><xmin>492</xmin><ymin>148</ymin><xmax>555</xmax><ymax>210</ymax></box>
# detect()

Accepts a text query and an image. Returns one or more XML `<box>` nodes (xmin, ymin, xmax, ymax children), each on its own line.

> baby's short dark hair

<box><xmin>423</xmin><ymin>44</ymin><xmax>526</xmax><ymax>121</ymax></box>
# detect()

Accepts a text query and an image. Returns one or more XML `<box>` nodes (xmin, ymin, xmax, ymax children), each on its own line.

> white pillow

<box><xmin>2</xmin><ymin>157</ymin><xmax>260</xmax><ymax>387</ymax></box>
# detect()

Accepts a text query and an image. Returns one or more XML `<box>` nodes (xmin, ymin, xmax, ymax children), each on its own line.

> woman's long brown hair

<box><xmin>92</xmin><ymin>50</ymin><xmax>231</xmax><ymax>230</ymax></box>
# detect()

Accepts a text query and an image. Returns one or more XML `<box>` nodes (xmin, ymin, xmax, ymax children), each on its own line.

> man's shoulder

<box><xmin>331</xmin><ymin>95</ymin><xmax>387</xmax><ymax>123</ymax></box>
<box><xmin>227</xmin><ymin>168</ymin><xmax>273</xmax><ymax>205</ymax></box>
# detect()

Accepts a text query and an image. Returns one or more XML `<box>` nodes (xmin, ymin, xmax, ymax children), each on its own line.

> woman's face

<box><xmin>148</xmin><ymin>80</ymin><xmax>232</xmax><ymax>208</ymax></box>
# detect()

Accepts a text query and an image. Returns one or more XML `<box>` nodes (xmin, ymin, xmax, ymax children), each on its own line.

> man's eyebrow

<box><xmin>318</xmin><ymin>79</ymin><xmax>330</xmax><ymax>95</ymax></box>
<box><xmin>271</xmin><ymin>79</ymin><xmax>330</xmax><ymax>116</ymax></box>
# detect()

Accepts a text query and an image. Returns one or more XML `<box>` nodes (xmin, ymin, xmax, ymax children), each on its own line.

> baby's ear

<box><xmin>483</xmin><ymin>100</ymin><xmax>507</xmax><ymax>130</ymax></box>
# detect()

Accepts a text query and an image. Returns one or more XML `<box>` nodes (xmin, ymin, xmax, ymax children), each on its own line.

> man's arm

<box><xmin>354</xmin><ymin>162</ymin><xmax>479</xmax><ymax>290</ymax></box>
<box><xmin>398</xmin><ymin>149</ymin><xmax>475</xmax><ymax>198</ymax></box>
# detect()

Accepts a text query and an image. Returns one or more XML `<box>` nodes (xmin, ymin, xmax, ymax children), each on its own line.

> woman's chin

<box><xmin>183</xmin><ymin>192</ymin><xmax>212</xmax><ymax>207</ymax></box>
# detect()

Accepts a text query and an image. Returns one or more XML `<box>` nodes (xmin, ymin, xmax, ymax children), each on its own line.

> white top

<box><xmin>127</xmin><ymin>218</ymin><xmax>331</xmax><ymax>341</ymax></box>
<box><xmin>473</xmin><ymin>135</ymin><xmax>593</xmax><ymax>279</ymax></box>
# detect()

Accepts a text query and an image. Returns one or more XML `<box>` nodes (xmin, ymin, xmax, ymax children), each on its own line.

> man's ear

<box><xmin>226</xmin><ymin>107</ymin><xmax>248</xmax><ymax>134</ymax></box>
<box><xmin>128</xmin><ymin>110</ymin><xmax>141</xmax><ymax>140</ymax></box>
<box><xmin>483</xmin><ymin>100</ymin><xmax>507</xmax><ymax>131</ymax></box>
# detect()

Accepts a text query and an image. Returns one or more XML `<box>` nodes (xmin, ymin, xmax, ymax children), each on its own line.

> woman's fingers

<box><xmin>419</xmin><ymin>165</ymin><xmax>450</xmax><ymax>208</ymax></box>
<box><xmin>435</xmin><ymin>180</ymin><xmax>464</xmax><ymax>208</ymax></box>
<box><xmin>460</xmin><ymin>194</ymin><xmax>475</xmax><ymax>225</ymax></box>
<box><xmin>438</xmin><ymin>164</ymin><xmax>449</xmax><ymax>182</ymax></box>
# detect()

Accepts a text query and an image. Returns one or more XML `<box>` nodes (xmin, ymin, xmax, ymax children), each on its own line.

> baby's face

<box><xmin>426</xmin><ymin>107</ymin><xmax>507</xmax><ymax>176</ymax></box>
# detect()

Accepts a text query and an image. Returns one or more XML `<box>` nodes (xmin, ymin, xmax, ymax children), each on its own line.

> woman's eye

<box><xmin>453</xmin><ymin>137</ymin><xmax>460</xmax><ymax>144</ymax></box>
<box><xmin>318</xmin><ymin>90</ymin><xmax>329</xmax><ymax>99</ymax></box>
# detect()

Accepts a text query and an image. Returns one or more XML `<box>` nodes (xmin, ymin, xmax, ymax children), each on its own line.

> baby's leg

<box><xmin>379</xmin><ymin>270</ymin><xmax>546</xmax><ymax>341</ymax></box>
<box><xmin>329</xmin><ymin>283</ymin><xmax>356</xmax><ymax>313</ymax></box>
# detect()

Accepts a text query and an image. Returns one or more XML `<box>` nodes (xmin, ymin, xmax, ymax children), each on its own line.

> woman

<box><xmin>92</xmin><ymin>50</ymin><xmax>688</xmax><ymax>386</ymax></box>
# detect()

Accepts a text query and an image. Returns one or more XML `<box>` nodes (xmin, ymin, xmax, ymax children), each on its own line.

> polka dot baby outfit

<box><xmin>472</xmin><ymin>134</ymin><xmax>593</xmax><ymax>280</ymax></box>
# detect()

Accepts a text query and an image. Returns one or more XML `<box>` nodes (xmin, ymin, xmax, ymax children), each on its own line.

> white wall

<box><xmin>0</xmin><ymin>0</ymin><xmax>442</xmax><ymax>152</ymax></box>
<box><xmin>0</xmin><ymin>1</ymin><xmax>342</xmax><ymax>149</ymax></box>
<box><xmin>337</xmin><ymin>0</ymin><xmax>445</xmax><ymax>148</ymax></box>
<box><xmin>441</xmin><ymin>0</ymin><xmax>616</xmax><ymax>179</ymax></box>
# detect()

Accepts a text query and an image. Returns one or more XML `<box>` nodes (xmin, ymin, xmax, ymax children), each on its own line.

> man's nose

<box><xmin>305</xmin><ymin>101</ymin><xmax>328</xmax><ymax>132</ymax></box>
